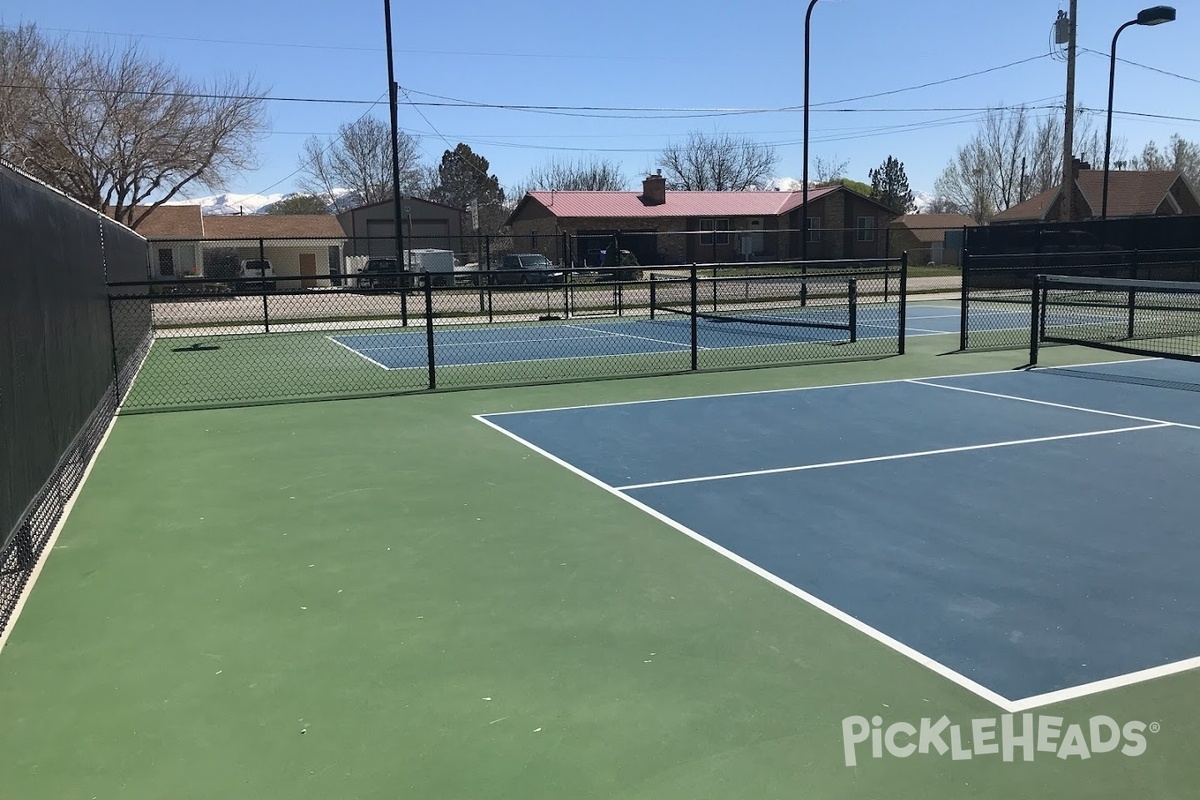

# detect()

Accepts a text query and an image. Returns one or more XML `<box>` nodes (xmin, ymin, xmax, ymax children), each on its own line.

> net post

<box><xmin>425</xmin><ymin>274</ymin><xmax>436</xmax><ymax>389</ymax></box>
<box><xmin>689</xmin><ymin>264</ymin><xmax>699</xmax><ymax>371</ymax></box>
<box><xmin>649</xmin><ymin>274</ymin><xmax>657</xmax><ymax>320</ymax></box>
<box><xmin>259</xmin><ymin>237</ymin><xmax>270</xmax><ymax>334</ymax></box>
<box><xmin>959</xmin><ymin>248</ymin><xmax>971</xmax><ymax>350</ymax></box>
<box><xmin>848</xmin><ymin>277</ymin><xmax>859</xmax><ymax>344</ymax></box>
<box><xmin>1029</xmin><ymin>275</ymin><xmax>1043</xmax><ymax>366</ymax></box>
<box><xmin>563</xmin><ymin>269</ymin><xmax>570</xmax><ymax>319</ymax></box>
<box><xmin>898</xmin><ymin>251</ymin><xmax>908</xmax><ymax>355</ymax></box>
<box><xmin>1126</xmin><ymin>284</ymin><xmax>1137</xmax><ymax>340</ymax></box>
<box><xmin>400</xmin><ymin>251</ymin><xmax>409</xmax><ymax>327</ymax></box>
<box><xmin>801</xmin><ymin>259</ymin><xmax>809</xmax><ymax>307</ymax></box>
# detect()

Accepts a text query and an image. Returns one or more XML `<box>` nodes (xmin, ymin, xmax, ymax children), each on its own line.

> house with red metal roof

<box><xmin>504</xmin><ymin>173</ymin><xmax>901</xmax><ymax>266</ymax></box>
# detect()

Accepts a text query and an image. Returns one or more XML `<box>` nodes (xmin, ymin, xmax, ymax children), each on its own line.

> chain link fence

<box><xmin>959</xmin><ymin>247</ymin><xmax>1200</xmax><ymax>351</ymax></box>
<box><xmin>110</xmin><ymin>257</ymin><xmax>908</xmax><ymax>412</ymax></box>
<box><xmin>1</xmin><ymin>163</ymin><xmax>148</xmax><ymax>639</ymax></box>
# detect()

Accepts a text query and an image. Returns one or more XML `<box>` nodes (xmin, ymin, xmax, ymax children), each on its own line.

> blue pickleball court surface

<box><xmin>479</xmin><ymin>358</ymin><xmax>1200</xmax><ymax>707</ymax></box>
<box><xmin>329</xmin><ymin>303</ymin><xmax>1030</xmax><ymax>370</ymax></box>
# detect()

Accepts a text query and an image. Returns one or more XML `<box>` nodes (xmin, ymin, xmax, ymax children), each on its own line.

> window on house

<box><xmin>807</xmin><ymin>216</ymin><xmax>822</xmax><ymax>243</ymax></box>
<box><xmin>157</xmin><ymin>248</ymin><xmax>175</xmax><ymax>276</ymax></box>
<box><xmin>699</xmin><ymin>218</ymin><xmax>731</xmax><ymax>246</ymax></box>
<box><xmin>857</xmin><ymin>216</ymin><xmax>876</xmax><ymax>242</ymax></box>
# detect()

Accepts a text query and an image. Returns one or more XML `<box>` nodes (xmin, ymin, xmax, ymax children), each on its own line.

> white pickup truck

<box><xmin>238</xmin><ymin>258</ymin><xmax>276</xmax><ymax>291</ymax></box>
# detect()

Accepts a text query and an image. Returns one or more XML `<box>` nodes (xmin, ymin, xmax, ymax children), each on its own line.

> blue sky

<box><xmin>3</xmin><ymin>0</ymin><xmax>1197</xmax><ymax>199</ymax></box>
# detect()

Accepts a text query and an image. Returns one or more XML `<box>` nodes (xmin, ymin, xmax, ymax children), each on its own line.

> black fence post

<box><xmin>649</xmin><ymin>274</ymin><xmax>657</xmax><ymax>319</ymax></box>
<box><xmin>259</xmin><ymin>237</ymin><xmax>270</xmax><ymax>333</ymax></box>
<box><xmin>801</xmin><ymin>257</ymin><xmax>809</xmax><ymax>308</ymax></box>
<box><xmin>485</xmin><ymin>235</ymin><xmax>493</xmax><ymax>316</ymax></box>
<box><xmin>689</xmin><ymin>263</ymin><xmax>699</xmax><ymax>371</ymax></box>
<box><xmin>106</xmin><ymin>293</ymin><xmax>122</xmax><ymax>403</ymax></box>
<box><xmin>563</xmin><ymin>269</ymin><xmax>570</xmax><ymax>319</ymax></box>
<box><xmin>425</xmin><ymin>276</ymin><xmax>436</xmax><ymax>390</ymax></box>
<box><xmin>401</xmin><ymin>259</ymin><xmax>409</xmax><ymax>328</ymax></box>
<box><xmin>1029</xmin><ymin>276</ymin><xmax>1042</xmax><ymax>366</ymax></box>
<box><xmin>848</xmin><ymin>278</ymin><xmax>859</xmax><ymax>344</ymax></box>
<box><xmin>959</xmin><ymin>248</ymin><xmax>971</xmax><ymax>351</ymax></box>
<box><xmin>898</xmin><ymin>251</ymin><xmax>909</xmax><ymax>355</ymax></box>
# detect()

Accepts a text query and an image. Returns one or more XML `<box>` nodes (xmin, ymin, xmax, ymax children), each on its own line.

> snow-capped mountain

<box><xmin>163</xmin><ymin>189</ymin><xmax>355</xmax><ymax>215</ymax></box>
<box><xmin>163</xmin><ymin>192</ymin><xmax>287</xmax><ymax>215</ymax></box>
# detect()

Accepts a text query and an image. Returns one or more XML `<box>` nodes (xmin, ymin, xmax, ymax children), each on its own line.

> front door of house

<box><xmin>299</xmin><ymin>253</ymin><xmax>317</xmax><ymax>289</ymax></box>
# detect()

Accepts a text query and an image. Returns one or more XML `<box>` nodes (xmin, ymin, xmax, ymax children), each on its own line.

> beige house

<box><xmin>119</xmin><ymin>205</ymin><xmax>205</xmax><ymax>278</ymax></box>
<box><xmin>889</xmin><ymin>213</ymin><xmax>974</xmax><ymax>265</ymax></box>
<box><xmin>117</xmin><ymin>205</ymin><xmax>347</xmax><ymax>285</ymax></box>
<box><xmin>201</xmin><ymin>215</ymin><xmax>347</xmax><ymax>286</ymax></box>
<box><xmin>504</xmin><ymin>174</ymin><xmax>900</xmax><ymax>266</ymax></box>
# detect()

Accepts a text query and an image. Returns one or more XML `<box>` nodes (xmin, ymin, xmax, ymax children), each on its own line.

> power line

<box><xmin>1</xmin><ymin>23</ymin><xmax>666</xmax><ymax>61</ymax></box>
<box><xmin>1080</xmin><ymin>48</ymin><xmax>1200</xmax><ymax>86</ymax></box>
<box><xmin>809</xmin><ymin>53</ymin><xmax>1053</xmax><ymax>108</ymax></box>
<box><xmin>251</xmin><ymin>90</ymin><xmax>388</xmax><ymax>197</ymax></box>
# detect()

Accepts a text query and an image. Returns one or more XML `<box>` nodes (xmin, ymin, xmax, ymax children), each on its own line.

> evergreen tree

<box><xmin>265</xmin><ymin>195</ymin><xmax>330</xmax><ymax>215</ymax></box>
<box><xmin>429</xmin><ymin>143</ymin><xmax>506</xmax><ymax>232</ymax></box>
<box><xmin>869</xmin><ymin>156</ymin><xmax>916</xmax><ymax>214</ymax></box>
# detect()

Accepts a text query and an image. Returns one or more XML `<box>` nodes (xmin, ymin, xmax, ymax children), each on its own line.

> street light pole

<box><xmin>1102</xmin><ymin>5</ymin><xmax>1176</xmax><ymax>219</ymax></box>
<box><xmin>801</xmin><ymin>0</ymin><xmax>820</xmax><ymax>263</ymax></box>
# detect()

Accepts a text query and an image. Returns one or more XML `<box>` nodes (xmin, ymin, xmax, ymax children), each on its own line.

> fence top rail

<box><xmin>969</xmin><ymin>246</ymin><xmax>1200</xmax><ymax>263</ymax></box>
<box><xmin>1040</xmin><ymin>274</ymin><xmax>1200</xmax><ymax>293</ymax></box>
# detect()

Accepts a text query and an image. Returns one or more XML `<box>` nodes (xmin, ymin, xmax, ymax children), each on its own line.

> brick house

<box><xmin>990</xmin><ymin>161</ymin><xmax>1200</xmax><ymax>223</ymax></box>
<box><xmin>504</xmin><ymin>173</ymin><xmax>900</xmax><ymax>266</ymax></box>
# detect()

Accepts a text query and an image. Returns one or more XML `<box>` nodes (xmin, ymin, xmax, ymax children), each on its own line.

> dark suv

<box><xmin>492</xmin><ymin>254</ymin><xmax>564</xmax><ymax>285</ymax></box>
<box><xmin>356</xmin><ymin>258</ymin><xmax>411</xmax><ymax>290</ymax></box>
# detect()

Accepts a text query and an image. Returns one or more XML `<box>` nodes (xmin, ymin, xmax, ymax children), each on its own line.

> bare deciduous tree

<box><xmin>813</xmin><ymin>154</ymin><xmax>850</xmax><ymax>185</ymax></box>
<box><xmin>515</xmin><ymin>155</ymin><xmax>627</xmax><ymax>195</ymax></box>
<box><xmin>297</xmin><ymin>117</ymin><xmax>423</xmax><ymax>213</ymax></box>
<box><xmin>933</xmin><ymin>137</ymin><xmax>994</xmax><ymax>224</ymax></box>
<box><xmin>930</xmin><ymin>106</ymin><xmax>1127</xmax><ymax>223</ymax></box>
<box><xmin>2</xmin><ymin>26</ymin><xmax>268</xmax><ymax>230</ymax></box>
<box><xmin>1129</xmin><ymin>134</ymin><xmax>1200</xmax><ymax>187</ymax></box>
<box><xmin>659</xmin><ymin>131</ymin><xmax>779</xmax><ymax>191</ymax></box>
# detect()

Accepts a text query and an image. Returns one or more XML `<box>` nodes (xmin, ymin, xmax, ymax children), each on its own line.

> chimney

<box><xmin>642</xmin><ymin>170</ymin><xmax>666</xmax><ymax>206</ymax></box>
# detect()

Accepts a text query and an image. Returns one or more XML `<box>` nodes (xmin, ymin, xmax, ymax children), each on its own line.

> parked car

<box><xmin>356</xmin><ymin>258</ymin><xmax>411</xmax><ymax>290</ymax></box>
<box><xmin>492</xmin><ymin>253</ymin><xmax>565</xmax><ymax>286</ymax></box>
<box><xmin>238</xmin><ymin>259</ymin><xmax>276</xmax><ymax>291</ymax></box>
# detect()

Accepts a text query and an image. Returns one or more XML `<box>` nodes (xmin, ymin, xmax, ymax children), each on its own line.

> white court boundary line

<box><xmin>563</xmin><ymin>323</ymin><xmax>712</xmax><ymax>351</ymax></box>
<box><xmin>325</xmin><ymin>334</ymin><xmax>392</xmax><ymax>369</ymax></box>
<box><xmin>0</xmin><ymin>333</ymin><xmax>152</xmax><ymax>653</ymax></box>
<box><xmin>614</xmin><ymin>423</ymin><xmax>1170</xmax><ymax>491</ymax></box>
<box><xmin>474</xmin><ymin>413</ymin><xmax>1015</xmax><ymax>711</ymax></box>
<box><xmin>482</xmin><ymin>356</ymin><xmax>1159</xmax><ymax>417</ymax></box>
<box><xmin>908</xmin><ymin>378</ymin><xmax>1200</xmax><ymax>432</ymax></box>
<box><xmin>475</xmin><ymin>361</ymin><xmax>1200</xmax><ymax>711</ymax></box>
<box><xmin>0</xmin><ymin>414</ymin><xmax>121</xmax><ymax>656</ymax></box>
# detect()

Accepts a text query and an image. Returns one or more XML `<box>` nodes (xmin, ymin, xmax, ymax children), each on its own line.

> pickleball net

<box><xmin>648</xmin><ymin>271</ymin><xmax>858</xmax><ymax>343</ymax></box>
<box><xmin>1031</xmin><ymin>274</ymin><xmax>1200</xmax><ymax>364</ymax></box>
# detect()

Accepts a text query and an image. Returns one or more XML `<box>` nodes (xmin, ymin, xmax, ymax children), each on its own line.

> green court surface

<box><xmin>3</xmin><ymin>335</ymin><xmax>1200</xmax><ymax>799</ymax></box>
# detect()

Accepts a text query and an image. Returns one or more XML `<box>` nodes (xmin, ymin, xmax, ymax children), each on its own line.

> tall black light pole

<box><xmin>383</xmin><ymin>0</ymin><xmax>405</xmax><ymax>269</ymax></box>
<box><xmin>1102</xmin><ymin>5</ymin><xmax>1176</xmax><ymax>219</ymax></box>
<box><xmin>801</xmin><ymin>0</ymin><xmax>820</xmax><ymax>262</ymax></box>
